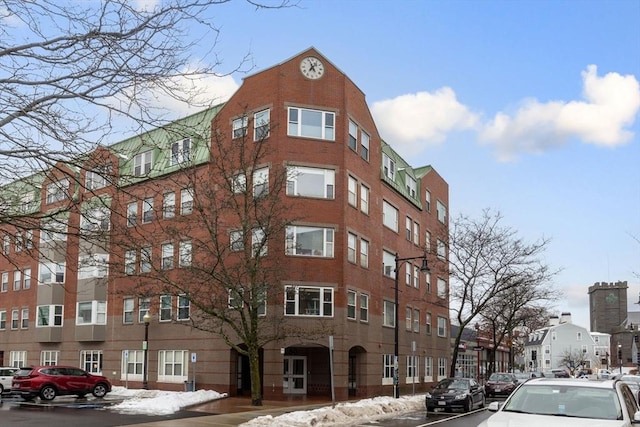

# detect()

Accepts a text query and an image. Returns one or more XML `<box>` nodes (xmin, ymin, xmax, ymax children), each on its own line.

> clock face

<box><xmin>300</xmin><ymin>56</ymin><xmax>325</xmax><ymax>80</ymax></box>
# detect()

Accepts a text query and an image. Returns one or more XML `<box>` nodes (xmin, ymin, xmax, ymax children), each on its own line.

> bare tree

<box><xmin>559</xmin><ymin>347</ymin><xmax>588</xmax><ymax>376</ymax></box>
<box><xmin>449</xmin><ymin>209</ymin><xmax>559</xmax><ymax>377</ymax></box>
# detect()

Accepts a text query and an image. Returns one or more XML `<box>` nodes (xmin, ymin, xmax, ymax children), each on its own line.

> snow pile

<box><xmin>109</xmin><ymin>386</ymin><xmax>227</xmax><ymax>415</ymax></box>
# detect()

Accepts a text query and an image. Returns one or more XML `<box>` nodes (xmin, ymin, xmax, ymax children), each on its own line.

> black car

<box><xmin>425</xmin><ymin>377</ymin><xmax>485</xmax><ymax>412</ymax></box>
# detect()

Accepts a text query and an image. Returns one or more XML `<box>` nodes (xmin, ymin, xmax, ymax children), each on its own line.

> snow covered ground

<box><xmin>108</xmin><ymin>386</ymin><xmax>426</xmax><ymax>426</ymax></box>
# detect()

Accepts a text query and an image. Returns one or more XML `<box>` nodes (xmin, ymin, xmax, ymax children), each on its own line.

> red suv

<box><xmin>11</xmin><ymin>365</ymin><xmax>111</xmax><ymax>401</ymax></box>
<box><xmin>485</xmin><ymin>372</ymin><xmax>518</xmax><ymax>397</ymax></box>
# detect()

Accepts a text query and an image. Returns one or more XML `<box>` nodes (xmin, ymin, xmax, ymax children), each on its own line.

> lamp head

<box><xmin>419</xmin><ymin>257</ymin><xmax>430</xmax><ymax>272</ymax></box>
<box><xmin>143</xmin><ymin>312</ymin><xmax>151</xmax><ymax>325</ymax></box>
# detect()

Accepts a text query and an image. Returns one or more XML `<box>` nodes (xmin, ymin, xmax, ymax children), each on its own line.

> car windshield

<box><xmin>515</xmin><ymin>373</ymin><xmax>529</xmax><ymax>380</ymax></box>
<box><xmin>435</xmin><ymin>379</ymin><xmax>469</xmax><ymax>390</ymax></box>
<box><xmin>503</xmin><ymin>384</ymin><xmax>622</xmax><ymax>420</ymax></box>
<box><xmin>489</xmin><ymin>373</ymin><xmax>513</xmax><ymax>382</ymax></box>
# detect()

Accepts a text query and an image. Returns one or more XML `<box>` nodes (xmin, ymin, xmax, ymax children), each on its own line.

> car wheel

<box><xmin>464</xmin><ymin>396</ymin><xmax>473</xmax><ymax>412</ymax></box>
<box><xmin>40</xmin><ymin>385</ymin><xmax>57</xmax><ymax>401</ymax></box>
<box><xmin>92</xmin><ymin>383</ymin><xmax>108</xmax><ymax>398</ymax></box>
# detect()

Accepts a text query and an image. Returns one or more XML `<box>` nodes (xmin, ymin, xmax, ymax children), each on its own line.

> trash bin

<box><xmin>184</xmin><ymin>380</ymin><xmax>194</xmax><ymax>392</ymax></box>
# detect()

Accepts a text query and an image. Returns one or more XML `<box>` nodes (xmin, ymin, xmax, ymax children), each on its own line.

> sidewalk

<box><xmin>123</xmin><ymin>395</ymin><xmax>335</xmax><ymax>427</ymax></box>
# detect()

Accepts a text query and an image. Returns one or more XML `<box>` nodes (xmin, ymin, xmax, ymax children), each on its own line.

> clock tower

<box><xmin>588</xmin><ymin>281</ymin><xmax>629</xmax><ymax>334</ymax></box>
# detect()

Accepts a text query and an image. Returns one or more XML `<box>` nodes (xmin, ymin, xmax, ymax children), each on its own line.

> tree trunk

<box><xmin>249</xmin><ymin>349</ymin><xmax>262</xmax><ymax>406</ymax></box>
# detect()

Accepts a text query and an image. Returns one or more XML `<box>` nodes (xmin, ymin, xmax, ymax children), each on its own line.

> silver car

<box><xmin>478</xmin><ymin>378</ymin><xmax>640</xmax><ymax>427</ymax></box>
<box><xmin>0</xmin><ymin>367</ymin><xmax>18</xmax><ymax>394</ymax></box>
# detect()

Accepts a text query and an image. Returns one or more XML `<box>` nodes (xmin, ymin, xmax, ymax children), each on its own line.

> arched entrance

<box><xmin>348</xmin><ymin>346</ymin><xmax>366</xmax><ymax>397</ymax></box>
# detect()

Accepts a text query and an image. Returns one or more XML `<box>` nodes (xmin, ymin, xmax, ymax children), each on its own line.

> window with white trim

<box><xmin>140</xmin><ymin>246</ymin><xmax>152</xmax><ymax>273</ymax></box>
<box><xmin>406</xmin><ymin>355</ymin><xmax>418</xmax><ymax>383</ymax></box>
<box><xmin>413</xmin><ymin>308</ymin><xmax>420</xmax><ymax>332</ymax></box>
<box><xmin>287</xmin><ymin>107</ymin><xmax>335</xmax><ymax>140</ymax></box>
<box><xmin>286</xmin><ymin>166</ymin><xmax>335</xmax><ymax>199</ymax></box>
<box><xmin>158</xmin><ymin>350</ymin><xmax>188</xmax><ymax>381</ymax></box>
<box><xmin>382</xmin><ymin>201</ymin><xmax>398</xmax><ymax>232</ymax></box>
<box><xmin>0</xmin><ymin>310</ymin><xmax>6</xmax><ymax>330</ymax></box>
<box><xmin>383</xmin><ymin>300</ymin><xmax>395</xmax><ymax>327</ymax></box>
<box><xmin>134</xmin><ymin>151</ymin><xmax>153</xmax><ymax>176</ymax></box>
<box><xmin>160</xmin><ymin>295</ymin><xmax>172</xmax><ymax>321</ymax></box>
<box><xmin>13</xmin><ymin>270</ymin><xmax>21</xmax><ymax>291</ymax></box>
<box><xmin>406</xmin><ymin>175</ymin><xmax>417</xmax><ymax>198</ymax></box>
<box><xmin>78</xmin><ymin>254</ymin><xmax>109</xmax><ymax>279</ymax></box>
<box><xmin>383</xmin><ymin>153</ymin><xmax>395</xmax><ymax>180</ymax></box>
<box><xmin>347</xmin><ymin>175</ymin><xmax>357</xmax><ymax>206</ymax></box>
<box><xmin>85</xmin><ymin>166</ymin><xmax>111</xmax><ymax>191</ymax></box>
<box><xmin>413</xmin><ymin>265</ymin><xmax>420</xmax><ymax>288</ymax></box>
<box><xmin>121</xmin><ymin>349</ymin><xmax>144</xmax><ymax>379</ymax></box>
<box><xmin>232</xmin><ymin>116</ymin><xmax>248</xmax><ymax>139</ymax></box>
<box><xmin>10</xmin><ymin>351</ymin><xmax>26</xmax><ymax>368</ymax></box>
<box><xmin>347</xmin><ymin>233</ymin><xmax>357</xmax><ymax>263</ymax></box>
<box><xmin>1</xmin><ymin>272</ymin><xmax>7</xmax><ymax>292</ymax></box>
<box><xmin>38</xmin><ymin>262</ymin><xmax>65</xmax><ymax>284</ymax></box>
<box><xmin>11</xmin><ymin>309</ymin><xmax>18</xmax><ymax>329</ymax></box>
<box><xmin>405</xmin><ymin>217</ymin><xmax>412</xmax><ymax>241</ymax></box>
<box><xmin>123</xmin><ymin>298</ymin><xmax>134</xmax><ymax>324</ymax></box>
<box><xmin>80</xmin><ymin>206</ymin><xmax>110</xmax><ymax>232</ymax></box>
<box><xmin>348</xmin><ymin>120</ymin><xmax>358</xmax><ymax>150</ymax></box>
<box><xmin>425</xmin><ymin>230</ymin><xmax>431</xmax><ymax>253</ymax></box>
<box><xmin>21</xmin><ymin>307</ymin><xmax>28</xmax><ymax>328</ymax></box>
<box><xmin>413</xmin><ymin>222</ymin><xmax>419</xmax><ymax>245</ymax></box>
<box><xmin>425</xmin><ymin>190</ymin><xmax>431</xmax><ymax>212</ymax></box>
<box><xmin>437</xmin><ymin>316</ymin><xmax>447</xmax><ymax>337</ymax></box>
<box><xmin>161</xmin><ymin>243</ymin><xmax>174</xmax><ymax>270</ymax></box>
<box><xmin>170</xmin><ymin>137</ymin><xmax>191</xmax><ymax>166</ymax></box>
<box><xmin>383</xmin><ymin>354</ymin><xmax>394</xmax><ymax>385</ymax></box>
<box><xmin>36</xmin><ymin>305</ymin><xmax>63</xmax><ymax>327</ymax></box>
<box><xmin>231</xmin><ymin>173</ymin><xmax>246</xmax><ymax>194</ymax></box>
<box><xmin>177</xmin><ymin>295</ymin><xmax>190</xmax><ymax>320</ymax></box>
<box><xmin>46</xmin><ymin>179</ymin><xmax>69</xmax><ymax>204</ymax></box>
<box><xmin>438</xmin><ymin>357</ymin><xmax>447</xmax><ymax>378</ymax></box>
<box><xmin>405</xmin><ymin>307</ymin><xmax>412</xmax><ymax>330</ymax></box>
<box><xmin>347</xmin><ymin>290</ymin><xmax>356</xmax><ymax>319</ymax></box>
<box><xmin>179</xmin><ymin>240</ymin><xmax>192</xmax><ymax>267</ymax></box>
<box><xmin>284</xmin><ymin>286</ymin><xmax>333</xmax><ymax>317</ymax></box>
<box><xmin>142</xmin><ymin>198</ymin><xmax>153</xmax><ymax>223</ymax></box>
<box><xmin>138</xmin><ymin>297</ymin><xmax>150</xmax><ymax>323</ymax></box>
<box><xmin>180</xmin><ymin>187</ymin><xmax>193</xmax><ymax>215</ymax></box>
<box><xmin>425</xmin><ymin>356</ymin><xmax>433</xmax><ymax>379</ymax></box>
<box><xmin>437</xmin><ymin>278</ymin><xmax>447</xmax><ymax>299</ymax></box>
<box><xmin>252</xmin><ymin>228</ymin><xmax>267</xmax><ymax>257</ymax></box>
<box><xmin>360</xmin><ymin>184</ymin><xmax>369</xmax><ymax>214</ymax></box>
<box><xmin>360</xmin><ymin>131</ymin><xmax>369</xmax><ymax>161</ymax></box>
<box><xmin>383</xmin><ymin>250</ymin><xmax>395</xmax><ymax>278</ymax></box>
<box><xmin>76</xmin><ymin>301</ymin><xmax>106</xmax><ymax>325</ymax></box>
<box><xmin>426</xmin><ymin>312</ymin><xmax>432</xmax><ymax>335</ymax></box>
<box><xmin>40</xmin><ymin>219</ymin><xmax>67</xmax><ymax>242</ymax></box>
<box><xmin>285</xmin><ymin>225</ymin><xmax>334</xmax><ymax>257</ymax></box>
<box><xmin>253</xmin><ymin>167</ymin><xmax>269</xmax><ymax>198</ymax></box>
<box><xmin>163</xmin><ymin>192</ymin><xmax>175</xmax><ymax>218</ymax></box>
<box><xmin>23</xmin><ymin>267</ymin><xmax>31</xmax><ymax>289</ymax></box>
<box><xmin>127</xmin><ymin>202</ymin><xmax>137</xmax><ymax>227</ymax></box>
<box><xmin>15</xmin><ymin>232</ymin><xmax>22</xmax><ymax>252</ymax></box>
<box><xmin>437</xmin><ymin>200</ymin><xmax>447</xmax><ymax>223</ymax></box>
<box><xmin>230</xmin><ymin>230</ymin><xmax>243</xmax><ymax>252</ymax></box>
<box><xmin>125</xmin><ymin>250</ymin><xmax>136</xmax><ymax>275</ymax></box>
<box><xmin>254</xmin><ymin>109</ymin><xmax>270</xmax><ymax>141</ymax></box>
<box><xmin>81</xmin><ymin>350</ymin><xmax>103</xmax><ymax>374</ymax></box>
<box><xmin>360</xmin><ymin>238</ymin><xmax>369</xmax><ymax>268</ymax></box>
<box><xmin>2</xmin><ymin>235</ymin><xmax>9</xmax><ymax>255</ymax></box>
<box><xmin>437</xmin><ymin>239</ymin><xmax>446</xmax><ymax>260</ymax></box>
<box><xmin>360</xmin><ymin>294</ymin><xmax>369</xmax><ymax>322</ymax></box>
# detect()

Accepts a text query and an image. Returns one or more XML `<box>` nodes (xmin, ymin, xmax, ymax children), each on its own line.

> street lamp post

<box><xmin>142</xmin><ymin>312</ymin><xmax>151</xmax><ymax>390</ymax></box>
<box><xmin>394</xmin><ymin>252</ymin><xmax>429</xmax><ymax>398</ymax></box>
<box><xmin>618</xmin><ymin>343</ymin><xmax>623</xmax><ymax>374</ymax></box>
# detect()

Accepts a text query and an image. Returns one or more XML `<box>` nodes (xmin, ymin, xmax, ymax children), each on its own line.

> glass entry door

<box><xmin>283</xmin><ymin>356</ymin><xmax>306</xmax><ymax>394</ymax></box>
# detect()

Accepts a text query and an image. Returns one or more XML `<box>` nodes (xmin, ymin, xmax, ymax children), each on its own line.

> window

<box><xmin>284</xmin><ymin>286</ymin><xmax>333</xmax><ymax>317</ymax></box>
<box><xmin>405</xmin><ymin>307</ymin><xmax>412</xmax><ymax>330</ymax></box>
<box><xmin>124</xmin><ymin>250</ymin><xmax>136</xmax><ymax>275</ymax></box>
<box><xmin>383</xmin><ymin>300</ymin><xmax>395</xmax><ymax>327</ymax></box>
<box><xmin>41</xmin><ymin>351</ymin><xmax>59</xmax><ymax>366</ymax></box>
<box><xmin>123</xmin><ymin>298</ymin><xmax>134</xmax><ymax>324</ymax></box>
<box><xmin>413</xmin><ymin>265</ymin><xmax>420</xmax><ymax>288</ymax></box>
<box><xmin>78</xmin><ymin>254</ymin><xmax>108</xmax><ymax>279</ymax></box>
<box><xmin>228</xmin><ymin>287</ymin><xmax>242</xmax><ymax>310</ymax></box>
<box><xmin>81</xmin><ymin>350</ymin><xmax>103</xmax><ymax>374</ymax></box>
<box><xmin>10</xmin><ymin>351</ymin><xmax>27</xmax><ymax>368</ymax></box>
<box><xmin>25</xmin><ymin>230</ymin><xmax>33</xmax><ymax>249</ymax></box>
<box><xmin>405</xmin><ymin>217</ymin><xmax>412</xmax><ymax>241</ymax></box>
<box><xmin>437</xmin><ymin>278</ymin><xmax>447</xmax><ymax>298</ymax></box>
<box><xmin>80</xmin><ymin>206</ymin><xmax>110</xmax><ymax>232</ymax></box>
<box><xmin>360</xmin><ymin>238</ymin><xmax>369</xmax><ymax>268</ymax></box>
<box><xmin>134</xmin><ymin>151</ymin><xmax>153</xmax><ymax>176</ymax></box>
<box><xmin>21</xmin><ymin>307</ymin><xmax>29</xmax><ymax>328</ymax></box>
<box><xmin>437</xmin><ymin>316</ymin><xmax>447</xmax><ymax>337</ymax></box>
<box><xmin>230</xmin><ymin>230</ymin><xmax>243</xmax><ymax>252</ymax></box>
<box><xmin>436</xmin><ymin>200</ymin><xmax>447</xmax><ymax>223</ymax></box>
<box><xmin>383</xmin><ymin>354</ymin><xmax>394</xmax><ymax>385</ymax></box>
<box><xmin>425</xmin><ymin>190</ymin><xmax>431</xmax><ymax>212</ymax></box>
<box><xmin>38</xmin><ymin>262</ymin><xmax>65</xmax><ymax>284</ymax></box>
<box><xmin>142</xmin><ymin>198</ymin><xmax>153</xmax><ymax>223</ymax></box>
<box><xmin>383</xmin><ymin>154</ymin><xmax>395</xmax><ymax>180</ymax></box>
<box><xmin>19</xmin><ymin>192</ymin><xmax>35</xmax><ymax>212</ymax></box>
<box><xmin>286</xmin><ymin>166</ymin><xmax>335</xmax><ymax>199</ymax></box>
<box><xmin>37</xmin><ymin>309</ymin><xmax>59</xmax><ymax>328</ymax></box>
<box><xmin>347</xmin><ymin>290</ymin><xmax>356</xmax><ymax>319</ymax></box>
<box><xmin>11</xmin><ymin>309</ymin><xmax>18</xmax><ymax>329</ymax></box>
<box><xmin>177</xmin><ymin>295</ymin><xmax>190</xmax><ymax>320</ymax></box>
<box><xmin>254</xmin><ymin>109</ymin><xmax>270</xmax><ymax>141</ymax></box>
<box><xmin>0</xmin><ymin>311</ymin><xmax>6</xmax><ymax>330</ymax></box>
<box><xmin>405</xmin><ymin>261</ymin><xmax>412</xmax><ymax>286</ymax></box>
<box><xmin>413</xmin><ymin>308</ymin><xmax>420</xmax><ymax>332</ymax></box>
<box><xmin>438</xmin><ymin>357</ymin><xmax>447</xmax><ymax>378</ymax></box>
<box><xmin>437</xmin><ymin>239</ymin><xmax>446</xmax><ymax>260</ymax></box>
<box><xmin>287</xmin><ymin>107</ymin><xmax>335</xmax><ymax>140</ymax></box>
<box><xmin>161</xmin><ymin>243</ymin><xmax>174</xmax><ymax>270</ymax></box>
<box><xmin>160</xmin><ymin>295</ymin><xmax>172</xmax><ymax>321</ymax></box>
<box><xmin>40</xmin><ymin>219</ymin><xmax>67</xmax><ymax>242</ymax></box>
<box><xmin>348</xmin><ymin>120</ymin><xmax>357</xmax><ymax>151</ymax></box>
<box><xmin>285</xmin><ymin>225</ymin><xmax>334</xmax><ymax>257</ymax></box>
<box><xmin>85</xmin><ymin>167</ymin><xmax>110</xmax><ymax>190</ymax></box>
<box><xmin>170</xmin><ymin>137</ymin><xmax>191</xmax><ymax>166</ymax></box>
<box><xmin>425</xmin><ymin>231</ymin><xmax>431</xmax><ymax>253</ymax></box>
<box><xmin>76</xmin><ymin>301</ymin><xmax>106</xmax><ymax>325</ymax></box>
<box><xmin>13</xmin><ymin>270</ymin><xmax>21</xmax><ymax>291</ymax></box>
<box><xmin>140</xmin><ymin>246</ymin><xmax>151</xmax><ymax>273</ymax></box>
<box><xmin>1</xmin><ymin>272</ymin><xmax>7</xmax><ymax>292</ymax></box>
<box><xmin>383</xmin><ymin>250</ymin><xmax>396</xmax><ymax>278</ymax></box>
<box><xmin>232</xmin><ymin>116</ymin><xmax>248</xmax><ymax>139</ymax></box>
<box><xmin>251</xmin><ymin>228</ymin><xmax>267</xmax><ymax>257</ymax></box>
<box><xmin>23</xmin><ymin>268</ymin><xmax>31</xmax><ymax>289</ymax></box>
<box><xmin>406</xmin><ymin>176</ymin><xmax>417</xmax><ymax>198</ymax></box>
<box><xmin>406</xmin><ymin>355</ymin><xmax>418</xmax><ymax>383</ymax></box>
<box><xmin>46</xmin><ymin>179</ymin><xmax>69</xmax><ymax>204</ymax></box>
<box><xmin>577</xmin><ymin>332</ymin><xmax>582</xmax><ymax>341</ymax></box>
<box><xmin>360</xmin><ymin>294</ymin><xmax>369</xmax><ymax>322</ymax></box>
<box><xmin>425</xmin><ymin>356</ymin><xmax>433</xmax><ymax>379</ymax></box>
<box><xmin>179</xmin><ymin>240</ymin><xmax>192</xmax><ymax>267</ymax></box>
<box><xmin>158</xmin><ymin>350</ymin><xmax>188</xmax><ymax>381</ymax></box>
<box><xmin>425</xmin><ymin>313</ymin><xmax>432</xmax><ymax>335</ymax></box>
<box><xmin>382</xmin><ymin>201</ymin><xmax>398</xmax><ymax>232</ymax></box>
<box><xmin>253</xmin><ymin>167</ymin><xmax>269</xmax><ymax>198</ymax></box>
<box><xmin>15</xmin><ymin>232</ymin><xmax>22</xmax><ymax>252</ymax></box>
<box><xmin>347</xmin><ymin>233</ymin><xmax>357</xmax><ymax>263</ymax></box>
<box><xmin>163</xmin><ymin>192</ymin><xmax>175</xmax><ymax>218</ymax></box>
<box><xmin>127</xmin><ymin>202</ymin><xmax>137</xmax><ymax>227</ymax></box>
<box><xmin>413</xmin><ymin>222</ymin><xmax>419</xmax><ymax>244</ymax></box>
<box><xmin>122</xmin><ymin>349</ymin><xmax>144</xmax><ymax>378</ymax></box>
<box><xmin>138</xmin><ymin>297</ymin><xmax>150</xmax><ymax>323</ymax></box>
<box><xmin>360</xmin><ymin>184</ymin><xmax>369</xmax><ymax>214</ymax></box>
<box><xmin>180</xmin><ymin>187</ymin><xmax>193</xmax><ymax>215</ymax></box>
<box><xmin>231</xmin><ymin>173</ymin><xmax>246</xmax><ymax>194</ymax></box>
<box><xmin>2</xmin><ymin>235</ymin><xmax>9</xmax><ymax>255</ymax></box>
<box><xmin>360</xmin><ymin>132</ymin><xmax>369</xmax><ymax>161</ymax></box>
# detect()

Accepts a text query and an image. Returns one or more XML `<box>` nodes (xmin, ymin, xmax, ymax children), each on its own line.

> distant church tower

<box><xmin>588</xmin><ymin>281</ymin><xmax>628</xmax><ymax>333</ymax></box>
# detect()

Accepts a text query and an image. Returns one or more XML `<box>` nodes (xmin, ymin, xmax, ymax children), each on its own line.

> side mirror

<box><xmin>487</xmin><ymin>401</ymin><xmax>502</xmax><ymax>412</ymax></box>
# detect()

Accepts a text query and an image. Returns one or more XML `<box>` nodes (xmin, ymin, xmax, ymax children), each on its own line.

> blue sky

<box><xmin>156</xmin><ymin>0</ymin><xmax>639</xmax><ymax>329</ymax></box>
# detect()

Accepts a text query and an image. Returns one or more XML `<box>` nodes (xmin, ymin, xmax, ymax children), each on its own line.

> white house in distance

<box><xmin>524</xmin><ymin>313</ymin><xmax>612</xmax><ymax>374</ymax></box>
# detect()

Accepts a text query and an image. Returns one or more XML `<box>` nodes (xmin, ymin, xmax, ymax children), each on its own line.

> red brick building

<box><xmin>0</xmin><ymin>48</ymin><xmax>449</xmax><ymax>401</ymax></box>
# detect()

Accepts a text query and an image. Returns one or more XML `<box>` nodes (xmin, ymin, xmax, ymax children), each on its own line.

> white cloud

<box><xmin>480</xmin><ymin>66</ymin><xmax>640</xmax><ymax>161</ymax></box>
<box><xmin>371</xmin><ymin>88</ymin><xmax>479</xmax><ymax>157</ymax></box>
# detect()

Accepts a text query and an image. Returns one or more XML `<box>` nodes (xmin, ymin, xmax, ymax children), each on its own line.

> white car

<box><xmin>478</xmin><ymin>378</ymin><xmax>640</xmax><ymax>427</ymax></box>
<box><xmin>598</xmin><ymin>369</ymin><xmax>613</xmax><ymax>379</ymax></box>
<box><xmin>0</xmin><ymin>367</ymin><xmax>18</xmax><ymax>393</ymax></box>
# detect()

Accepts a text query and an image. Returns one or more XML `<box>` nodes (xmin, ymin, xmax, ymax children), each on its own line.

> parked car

<box><xmin>0</xmin><ymin>367</ymin><xmax>18</xmax><ymax>394</ymax></box>
<box><xmin>551</xmin><ymin>369</ymin><xmax>570</xmax><ymax>378</ymax></box>
<box><xmin>478</xmin><ymin>378</ymin><xmax>640</xmax><ymax>427</ymax></box>
<box><xmin>485</xmin><ymin>372</ymin><xmax>518</xmax><ymax>397</ymax></box>
<box><xmin>597</xmin><ymin>368</ymin><xmax>613</xmax><ymax>379</ymax></box>
<box><xmin>425</xmin><ymin>377</ymin><xmax>485</xmax><ymax>413</ymax></box>
<box><xmin>11</xmin><ymin>365</ymin><xmax>111</xmax><ymax>401</ymax></box>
